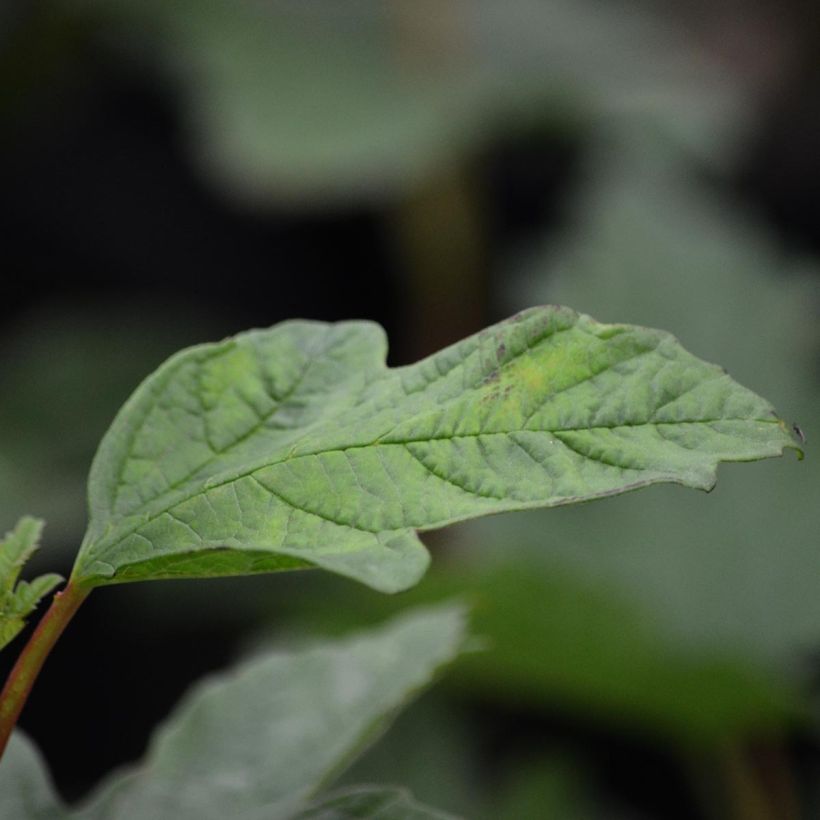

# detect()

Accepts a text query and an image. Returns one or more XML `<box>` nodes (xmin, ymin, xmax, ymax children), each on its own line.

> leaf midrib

<box><xmin>84</xmin><ymin>316</ymin><xmax>784</xmax><ymax>573</ymax></box>
<box><xmin>83</xmin><ymin>414</ymin><xmax>779</xmax><ymax>568</ymax></box>
<box><xmin>100</xmin><ymin>313</ymin><xmax>605</xmax><ymax>532</ymax></box>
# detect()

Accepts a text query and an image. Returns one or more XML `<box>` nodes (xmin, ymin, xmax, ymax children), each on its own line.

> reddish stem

<box><xmin>0</xmin><ymin>581</ymin><xmax>89</xmax><ymax>758</ymax></box>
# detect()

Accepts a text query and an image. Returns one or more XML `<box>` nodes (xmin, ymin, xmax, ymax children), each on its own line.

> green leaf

<box><xmin>0</xmin><ymin>732</ymin><xmax>63</xmax><ymax>820</ymax></box>
<box><xmin>0</xmin><ymin>517</ymin><xmax>44</xmax><ymax>592</ymax></box>
<box><xmin>70</xmin><ymin>307</ymin><xmax>798</xmax><ymax>594</ymax></box>
<box><xmin>336</xmin><ymin>697</ymin><xmax>480</xmax><ymax>816</ymax></box>
<box><xmin>9</xmin><ymin>576</ymin><xmax>64</xmax><ymax>618</ymax></box>
<box><xmin>0</xmin><ymin>605</ymin><xmax>466</xmax><ymax>820</ymax></box>
<box><xmin>0</xmin><ymin>518</ymin><xmax>63</xmax><ymax>653</ymax></box>
<box><xmin>294</xmin><ymin>786</ymin><xmax>458</xmax><ymax>820</ymax></box>
<box><xmin>451</xmin><ymin>565</ymin><xmax>803</xmax><ymax>741</ymax></box>
<box><xmin>280</xmin><ymin>562</ymin><xmax>803</xmax><ymax>744</ymax></box>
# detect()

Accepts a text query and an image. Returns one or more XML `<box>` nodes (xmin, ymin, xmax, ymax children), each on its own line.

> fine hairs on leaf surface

<box><xmin>0</xmin><ymin>605</ymin><xmax>467</xmax><ymax>820</ymax></box>
<box><xmin>69</xmin><ymin>305</ymin><xmax>799</xmax><ymax>596</ymax></box>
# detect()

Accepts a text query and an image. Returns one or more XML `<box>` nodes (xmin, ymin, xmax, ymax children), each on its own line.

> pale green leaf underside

<box><xmin>0</xmin><ymin>606</ymin><xmax>466</xmax><ymax>820</ymax></box>
<box><xmin>0</xmin><ymin>518</ymin><xmax>63</xmax><ymax>652</ymax></box>
<box><xmin>294</xmin><ymin>786</ymin><xmax>459</xmax><ymax>820</ymax></box>
<box><xmin>71</xmin><ymin>306</ymin><xmax>798</xmax><ymax>593</ymax></box>
<box><xmin>0</xmin><ymin>731</ymin><xmax>62</xmax><ymax>820</ymax></box>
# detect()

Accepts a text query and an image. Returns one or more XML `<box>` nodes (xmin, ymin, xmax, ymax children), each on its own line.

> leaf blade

<box><xmin>294</xmin><ymin>785</ymin><xmax>459</xmax><ymax>820</ymax></box>
<box><xmin>1</xmin><ymin>519</ymin><xmax>63</xmax><ymax>653</ymax></box>
<box><xmin>0</xmin><ymin>731</ymin><xmax>65</xmax><ymax>820</ymax></box>
<box><xmin>0</xmin><ymin>517</ymin><xmax>44</xmax><ymax>592</ymax></box>
<box><xmin>79</xmin><ymin>605</ymin><xmax>468</xmax><ymax>820</ymax></box>
<box><xmin>2</xmin><ymin>607</ymin><xmax>466</xmax><ymax>820</ymax></box>
<box><xmin>72</xmin><ymin>307</ymin><xmax>799</xmax><ymax>592</ymax></box>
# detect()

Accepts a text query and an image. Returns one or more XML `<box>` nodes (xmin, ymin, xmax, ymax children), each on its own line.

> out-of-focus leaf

<box><xmin>285</xmin><ymin>561</ymin><xmax>803</xmax><ymax>744</ymax></box>
<box><xmin>0</xmin><ymin>732</ymin><xmax>62</xmax><ymax>820</ymax></box>
<box><xmin>454</xmin><ymin>565</ymin><xmax>802</xmax><ymax>741</ymax></box>
<box><xmin>0</xmin><ymin>605</ymin><xmax>466</xmax><ymax>820</ymax></box>
<box><xmin>337</xmin><ymin>697</ymin><xmax>480</xmax><ymax>817</ymax></box>
<box><xmin>71</xmin><ymin>308</ymin><xmax>797</xmax><ymax>594</ymax></box>
<box><xmin>68</xmin><ymin>0</ymin><xmax>749</xmax><ymax>204</ymax></box>
<box><xmin>490</xmin><ymin>758</ymin><xmax>593</xmax><ymax>820</ymax></box>
<box><xmin>294</xmin><ymin>785</ymin><xmax>458</xmax><ymax>820</ymax></box>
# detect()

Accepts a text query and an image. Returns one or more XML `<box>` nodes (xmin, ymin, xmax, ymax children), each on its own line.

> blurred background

<box><xmin>1</xmin><ymin>1</ymin><xmax>820</xmax><ymax>817</ymax></box>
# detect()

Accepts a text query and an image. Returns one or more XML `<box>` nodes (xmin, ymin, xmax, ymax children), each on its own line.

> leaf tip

<box><xmin>776</xmin><ymin>419</ymin><xmax>806</xmax><ymax>460</ymax></box>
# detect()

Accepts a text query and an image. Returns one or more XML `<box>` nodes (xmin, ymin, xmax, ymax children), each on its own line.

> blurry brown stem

<box><xmin>721</xmin><ymin>741</ymin><xmax>798</xmax><ymax>820</ymax></box>
<box><xmin>688</xmin><ymin>739</ymin><xmax>799</xmax><ymax>820</ymax></box>
<box><xmin>390</xmin><ymin>164</ymin><xmax>489</xmax><ymax>361</ymax></box>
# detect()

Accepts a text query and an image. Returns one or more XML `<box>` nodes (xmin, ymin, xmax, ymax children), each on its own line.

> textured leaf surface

<box><xmin>71</xmin><ymin>307</ymin><xmax>798</xmax><ymax>593</ymax></box>
<box><xmin>0</xmin><ymin>518</ymin><xmax>62</xmax><ymax>652</ymax></box>
<box><xmin>0</xmin><ymin>606</ymin><xmax>466</xmax><ymax>820</ymax></box>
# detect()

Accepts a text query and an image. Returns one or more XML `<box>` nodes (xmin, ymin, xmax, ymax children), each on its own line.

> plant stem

<box><xmin>687</xmin><ymin>739</ymin><xmax>797</xmax><ymax>820</ymax></box>
<box><xmin>0</xmin><ymin>580</ymin><xmax>89</xmax><ymax>758</ymax></box>
<box><xmin>721</xmin><ymin>741</ymin><xmax>798</xmax><ymax>820</ymax></box>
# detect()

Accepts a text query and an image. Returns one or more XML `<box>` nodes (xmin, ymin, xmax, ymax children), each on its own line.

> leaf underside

<box><xmin>294</xmin><ymin>785</ymin><xmax>458</xmax><ymax>820</ymax></box>
<box><xmin>71</xmin><ymin>306</ymin><xmax>798</xmax><ymax>593</ymax></box>
<box><xmin>1</xmin><ymin>605</ymin><xmax>466</xmax><ymax>820</ymax></box>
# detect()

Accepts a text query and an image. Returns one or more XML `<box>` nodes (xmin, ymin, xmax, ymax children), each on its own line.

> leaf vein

<box><xmin>402</xmin><ymin>443</ymin><xmax>509</xmax><ymax>501</ymax></box>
